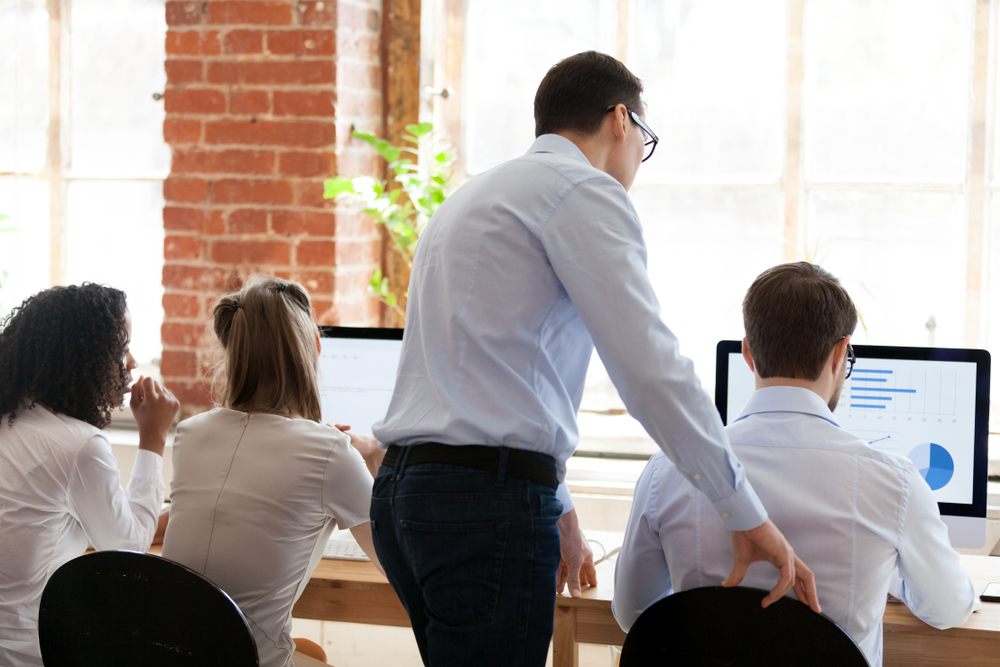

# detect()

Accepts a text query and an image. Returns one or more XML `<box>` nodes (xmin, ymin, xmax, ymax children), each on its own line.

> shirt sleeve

<box><xmin>323</xmin><ymin>436</ymin><xmax>375</xmax><ymax>530</ymax></box>
<box><xmin>540</xmin><ymin>176</ymin><xmax>766</xmax><ymax>530</ymax></box>
<box><xmin>895</xmin><ymin>467</ymin><xmax>978</xmax><ymax>627</ymax></box>
<box><xmin>613</xmin><ymin>455</ymin><xmax>673</xmax><ymax>631</ymax></box>
<box><xmin>66</xmin><ymin>436</ymin><xmax>165</xmax><ymax>552</ymax></box>
<box><xmin>555</xmin><ymin>481</ymin><xmax>575</xmax><ymax>514</ymax></box>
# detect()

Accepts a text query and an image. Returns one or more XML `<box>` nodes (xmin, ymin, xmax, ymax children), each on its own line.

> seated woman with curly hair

<box><xmin>0</xmin><ymin>284</ymin><xmax>179</xmax><ymax>667</ymax></box>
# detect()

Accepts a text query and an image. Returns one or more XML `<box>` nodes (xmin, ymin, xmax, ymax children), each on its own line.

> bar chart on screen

<box><xmin>845</xmin><ymin>363</ymin><xmax>957</xmax><ymax>415</ymax></box>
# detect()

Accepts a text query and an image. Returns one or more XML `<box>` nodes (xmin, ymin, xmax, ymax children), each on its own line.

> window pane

<box><xmin>634</xmin><ymin>0</ymin><xmax>786</xmax><ymax>182</ymax></box>
<box><xmin>0</xmin><ymin>176</ymin><xmax>50</xmax><ymax>316</ymax></box>
<box><xmin>66</xmin><ymin>180</ymin><xmax>164</xmax><ymax>365</ymax></box>
<box><xmin>986</xmin><ymin>194</ymin><xmax>1000</xmax><ymax>415</ymax></box>
<box><xmin>804</xmin><ymin>0</ymin><xmax>973</xmax><ymax>183</ymax></box>
<box><xmin>70</xmin><ymin>0</ymin><xmax>169</xmax><ymax>178</ymax></box>
<box><xmin>637</xmin><ymin>188</ymin><xmax>784</xmax><ymax>380</ymax></box>
<box><xmin>0</xmin><ymin>0</ymin><xmax>49</xmax><ymax>174</ymax></box>
<box><xmin>464</xmin><ymin>0</ymin><xmax>616</xmax><ymax>174</ymax></box>
<box><xmin>807</xmin><ymin>192</ymin><xmax>966</xmax><ymax>347</ymax></box>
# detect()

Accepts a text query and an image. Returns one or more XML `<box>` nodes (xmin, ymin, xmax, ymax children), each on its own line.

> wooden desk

<box><xmin>293</xmin><ymin>555</ymin><xmax>1000</xmax><ymax>667</ymax></box>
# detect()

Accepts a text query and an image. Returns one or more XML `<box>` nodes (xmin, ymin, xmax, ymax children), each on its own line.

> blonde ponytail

<box><xmin>211</xmin><ymin>275</ymin><xmax>322</xmax><ymax>421</ymax></box>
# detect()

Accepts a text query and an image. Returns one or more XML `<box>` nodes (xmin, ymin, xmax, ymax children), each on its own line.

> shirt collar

<box><xmin>734</xmin><ymin>385</ymin><xmax>841</xmax><ymax>428</ymax></box>
<box><xmin>526</xmin><ymin>134</ymin><xmax>592</xmax><ymax>166</ymax></box>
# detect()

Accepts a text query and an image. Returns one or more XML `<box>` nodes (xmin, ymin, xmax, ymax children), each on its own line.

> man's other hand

<box><xmin>724</xmin><ymin>518</ymin><xmax>821</xmax><ymax>613</ymax></box>
<box><xmin>556</xmin><ymin>508</ymin><xmax>598</xmax><ymax>598</ymax></box>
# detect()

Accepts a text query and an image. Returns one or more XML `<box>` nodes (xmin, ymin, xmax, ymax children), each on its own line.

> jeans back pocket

<box><xmin>399</xmin><ymin>519</ymin><xmax>509</xmax><ymax>627</ymax></box>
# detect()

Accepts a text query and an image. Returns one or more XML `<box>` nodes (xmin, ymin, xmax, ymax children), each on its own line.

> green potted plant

<box><xmin>324</xmin><ymin>123</ymin><xmax>454</xmax><ymax>320</ymax></box>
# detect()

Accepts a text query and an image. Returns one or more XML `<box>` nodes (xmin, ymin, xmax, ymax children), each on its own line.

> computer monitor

<box><xmin>318</xmin><ymin>326</ymin><xmax>404</xmax><ymax>435</ymax></box>
<box><xmin>714</xmin><ymin>341</ymin><xmax>990</xmax><ymax>549</ymax></box>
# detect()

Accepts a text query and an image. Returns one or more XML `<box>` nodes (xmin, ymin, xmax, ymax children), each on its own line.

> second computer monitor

<box><xmin>318</xmin><ymin>326</ymin><xmax>404</xmax><ymax>436</ymax></box>
<box><xmin>714</xmin><ymin>341</ymin><xmax>990</xmax><ymax>548</ymax></box>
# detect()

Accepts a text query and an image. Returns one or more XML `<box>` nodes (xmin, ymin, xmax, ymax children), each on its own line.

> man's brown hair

<box><xmin>534</xmin><ymin>51</ymin><xmax>644</xmax><ymax>138</ymax></box>
<box><xmin>211</xmin><ymin>274</ymin><xmax>322</xmax><ymax>421</ymax></box>
<box><xmin>743</xmin><ymin>262</ymin><xmax>858</xmax><ymax>381</ymax></box>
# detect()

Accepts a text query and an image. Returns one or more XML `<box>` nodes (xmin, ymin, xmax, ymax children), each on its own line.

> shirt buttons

<box><xmin>693</xmin><ymin>473</ymin><xmax>701</xmax><ymax>480</ymax></box>
<box><xmin>722</xmin><ymin>512</ymin><xmax>730</xmax><ymax>518</ymax></box>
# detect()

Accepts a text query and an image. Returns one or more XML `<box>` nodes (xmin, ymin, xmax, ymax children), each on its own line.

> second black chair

<box><xmin>38</xmin><ymin>550</ymin><xmax>258</xmax><ymax>667</ymax></box>
<box><xmin>619</xmin><ymin>586</ymin><xmax>869</xmax><ymax>667</ymax></box>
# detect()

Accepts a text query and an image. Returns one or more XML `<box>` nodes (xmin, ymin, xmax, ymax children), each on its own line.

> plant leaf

<box><xmin>323</xmin><ymin>177</ymin><xmax>357</xmax><ymax>199</ymax></box>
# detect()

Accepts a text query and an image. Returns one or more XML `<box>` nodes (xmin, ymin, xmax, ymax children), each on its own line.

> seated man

<box><xmin>613</xmin><ymin>261</ymin><xmax>978</xmax><ymax>666</ymax></box>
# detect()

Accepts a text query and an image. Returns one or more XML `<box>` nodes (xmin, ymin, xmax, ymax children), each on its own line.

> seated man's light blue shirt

<box><xmin>613</xmin><ymin>385</ymin><xmax>978</xmax><ymax>666</ymax></box>
<box><xmin>373</xmin><ymin>134</ymin><xmax>765</xmax><ymax>530</ymax></box>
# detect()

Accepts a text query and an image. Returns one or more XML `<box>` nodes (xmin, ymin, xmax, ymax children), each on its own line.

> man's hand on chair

<box><xmin>725</xmin><ymin>518</ymin><xmax>821</xmax><ymax>613</ymax></box>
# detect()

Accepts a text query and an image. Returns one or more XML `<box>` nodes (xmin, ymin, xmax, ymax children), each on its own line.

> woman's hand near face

<box><xmin>131</xmin><ymin>376</ymin><xmax>180</xmax><ymax>457</ymax></box>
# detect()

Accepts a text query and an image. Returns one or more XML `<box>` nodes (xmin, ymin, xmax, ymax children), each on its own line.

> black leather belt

<box><xmin>382</xmin><ymin>443</ymin><xmax>558</xmax><ymax>490</ymax></box>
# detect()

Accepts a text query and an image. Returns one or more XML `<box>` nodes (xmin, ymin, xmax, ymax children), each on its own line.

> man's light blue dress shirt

<box><xmin>613</xmin><ymin>386</ymin><xmax>978</xmax><ymax>666</ymax></box>
<box><xmin>372</xmin><ymin>134</ymin><xmax>765</xmax><ymax>530</ymax></box>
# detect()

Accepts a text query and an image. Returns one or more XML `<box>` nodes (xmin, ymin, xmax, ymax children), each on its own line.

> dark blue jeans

<box><xmin>370</xmin><ymin>453</ymin><xmax>563</xmax><ymax>667</ymax></box>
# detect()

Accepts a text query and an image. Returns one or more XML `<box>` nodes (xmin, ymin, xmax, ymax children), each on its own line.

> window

<box><xmin>424</xmin><ymin>0</ymin><xmax>998</xmax><ymax>456</ymax></box>
<box><xmin>0</xmin><ymin>0</ymin><xmax>168</xmax><ymax>370</ymax></box>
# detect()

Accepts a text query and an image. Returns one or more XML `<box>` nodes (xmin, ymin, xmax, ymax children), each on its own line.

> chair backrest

<box><xmin>39</xmin><ymin>550</ymin><xmax>258</xmax><ymax>667</ymax></box>
<box><xmin>619</xmin><ymin>586</ymin><xmax>869</xmax><ymax>667</ymax></box>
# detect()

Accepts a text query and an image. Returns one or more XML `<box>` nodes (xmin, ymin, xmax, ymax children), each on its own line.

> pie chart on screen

<box><xmin>908</xmin><ymin>443</ymin><xmax>954</xmax><ymax>491</ymax></box>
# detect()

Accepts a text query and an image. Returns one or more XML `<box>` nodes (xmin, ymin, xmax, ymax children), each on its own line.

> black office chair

<box><xmin>38</xmin><ymin>550</ymin><xmax>258</xmax><ymax>667</ymax></box>
<box><xmin>619</xmin><ymin>586</ymin><xmax>869</xmax><ymax>667</ymax></box>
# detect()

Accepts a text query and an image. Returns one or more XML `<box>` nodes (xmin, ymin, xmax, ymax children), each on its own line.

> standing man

<box><xmin>370</xmin><ymin>51</ymin><xmax>819</xmax><ymax>666</ymax></box>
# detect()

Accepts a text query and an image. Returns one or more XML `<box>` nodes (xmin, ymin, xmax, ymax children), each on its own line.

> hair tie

<box><xmin>230</xmin><ymin>299</ymin><xmax>243</xmax><ymax>312</ymax></box>
<box><xmin>277</xmin><ymin>283</ymin><xmax>288</xmax><ymax>293</ymax></box>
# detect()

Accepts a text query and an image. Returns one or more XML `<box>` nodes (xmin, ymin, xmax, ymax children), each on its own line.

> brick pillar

<box><xmin>162</xmin><ymin>0</ymin><xmax>383</xmax><ymax>415</ymax></box>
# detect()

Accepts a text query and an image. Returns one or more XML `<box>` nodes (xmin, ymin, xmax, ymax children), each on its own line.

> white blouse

<box><xmin>162</xmin><ymin>409</ymin><xmax>373</xmax><ymax>667</ymax></box>
<box><xmin>0</xmin><ymin>403</ymin><xmax>164</xmax><ymax>667</ymax></box>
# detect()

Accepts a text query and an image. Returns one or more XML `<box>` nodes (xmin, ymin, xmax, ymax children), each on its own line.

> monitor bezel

<box><xmin>715</xmin><ymin>340</ymin><xmax>990</xmax><ymax>519</ymax></box>
<box><xmin>319</xmin><ymin>326</ymin><xmax>404</xmax><ymax>341</ymax></box>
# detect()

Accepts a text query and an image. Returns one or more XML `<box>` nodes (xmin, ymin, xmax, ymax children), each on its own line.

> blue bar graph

<box><xmin>848</xmin><ymin>367</ymin><xmax>918</xmax><ymax>411</ymax></box>
<box><xmin>852</xmin><ymin>387</ymin><xmax>917</xmax><ymax>393</ymax></box>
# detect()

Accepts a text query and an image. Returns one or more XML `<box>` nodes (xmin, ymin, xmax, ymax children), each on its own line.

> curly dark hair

<box><xmin>0</xmin><ymin>283</ymin><xmax>130</xmax><ymax>429</ymax></box>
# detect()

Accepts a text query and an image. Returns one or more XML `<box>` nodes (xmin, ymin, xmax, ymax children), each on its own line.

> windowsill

<box><xmin>105</xmin><ymin>427</ymin><xmax>176</xmax><ymax>448</ymax></box>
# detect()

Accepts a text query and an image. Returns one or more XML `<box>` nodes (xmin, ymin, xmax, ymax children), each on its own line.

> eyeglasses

<box><xmin>838</xmin><ymin>336</ymin><xmax>856</xmax><ymax>379</ymax></box>
<box><xmin>605</xmin><ymin>105</ymin><xmax>658</xmax><ymax>162</ymax></box>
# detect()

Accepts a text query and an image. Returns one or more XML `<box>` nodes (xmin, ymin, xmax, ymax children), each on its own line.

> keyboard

<box><xmin>322</xmin><ymin>531</ymin><xmax>370</xmax><ymax>561</ymax></box>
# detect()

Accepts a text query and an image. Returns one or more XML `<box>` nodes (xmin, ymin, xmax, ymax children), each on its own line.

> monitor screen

<box><xmin>318</xmin><ymin>327</ymin><xmax>404</xmax><ymax>436</ymax></box>
<box><xmin>715</xmin><ymin>342</ymin><xmax>990</xmax><ymax>523</ymax></box>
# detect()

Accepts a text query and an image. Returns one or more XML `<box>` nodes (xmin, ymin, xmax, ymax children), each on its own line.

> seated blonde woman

<box><xmin>162</xmin><ymin>275</ymin><xmax>382</xmax><ymax>667</ymax></box>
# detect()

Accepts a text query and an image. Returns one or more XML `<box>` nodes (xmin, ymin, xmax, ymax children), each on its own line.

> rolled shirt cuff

<box><xmin>709</xmin><ymin>479</ymin><xmax>767</xmax><ymax>531</ymax></box>
<box><xmin>132</xmin><ymin>448</ymin><xmax>165</xmax><ymax>483</ymax></box>
<box><xmin>556</xmin><ymin>480</ymin><xmax>575</xmax><ymax>515</ymax></box>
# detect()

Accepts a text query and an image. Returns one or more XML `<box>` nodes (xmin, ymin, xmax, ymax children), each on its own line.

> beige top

<box><xmin>163</xmin><ymin>408</ymin><xmax>373</xmax><ymax>667</ymax></box>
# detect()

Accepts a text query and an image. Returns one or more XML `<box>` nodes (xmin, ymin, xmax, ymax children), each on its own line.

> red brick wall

<box><xmin>162</xmin><ymin>0</ymin><xmax>383</xmax><ymax>414</ymax></box>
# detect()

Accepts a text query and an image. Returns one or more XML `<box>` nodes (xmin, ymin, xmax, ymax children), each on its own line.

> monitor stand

<box><xmin>943</xmin><ymin>515</ymin><xmax>987</xmax><ymax>549</ymax></box>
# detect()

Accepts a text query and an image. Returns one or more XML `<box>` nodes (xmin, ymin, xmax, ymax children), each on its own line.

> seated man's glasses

<box><xmin>838</xmin><ymin>336</ymin><xmax>856</xmax><ymax>379</ymax></box>
<box><xmin>605</xmin><ymin>105</ymin><xmax>658</xmax><ymax>162</ymax></box>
